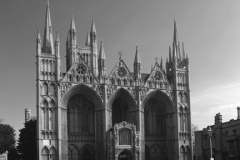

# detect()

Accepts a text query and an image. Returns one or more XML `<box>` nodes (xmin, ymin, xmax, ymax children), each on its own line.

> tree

<box><xmin>0</xmin><ymin>124</ymin><xmax>16</xmax><ymax>154</ymax></box>
<box><xmin>17</xmin><ymin>120</ymin><xmax>37</xmax><ymax>160</ymax></box>
<box><xmin>192</xmin><ymin>124</ymin><xmax>199</xmax><ymax>158</ymax></box>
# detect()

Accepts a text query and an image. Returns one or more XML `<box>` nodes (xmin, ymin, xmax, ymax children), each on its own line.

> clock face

<box><xmin>76</xmin><ymin>64</ymin><xmax>87</xmax><ymax>75</ymax></box>
<box><xmin>154</xmin><ymin>71</ymin><xmax>162</xmax><ymax>80</ymax></box>
<box><xmin>117</xmin><ymin>67</ymin><xmax>127</xmax><ymax>78</ymax></box>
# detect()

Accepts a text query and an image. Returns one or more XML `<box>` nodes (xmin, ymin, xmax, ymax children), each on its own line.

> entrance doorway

<box><xmin>118</xmin><ymin>151</ymin><xmax>132</xmax><ymax>160</ymax></box>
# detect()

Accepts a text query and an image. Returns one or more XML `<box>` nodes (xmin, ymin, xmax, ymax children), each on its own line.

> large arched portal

<box><xmin>142</xmin><ymin>90</ymin><xmax>175</xmax><ymax>160</ymax></box>
<box><xmin>108</xmin><ymin>88</ymin><xmax>137</xmax><ymax>127</ymax></box>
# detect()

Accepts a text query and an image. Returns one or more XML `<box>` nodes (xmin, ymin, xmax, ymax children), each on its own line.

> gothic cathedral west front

<box><xmin>36</xmin><ymin>1</ymin><xmax>192</xmax><ymax>160</ymax></box>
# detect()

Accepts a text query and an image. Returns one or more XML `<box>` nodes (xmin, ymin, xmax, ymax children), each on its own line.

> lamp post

<box><xmin>207</xmin><ymin>126</ymin><xmax>213</xmax><ymax>160</ymax></box>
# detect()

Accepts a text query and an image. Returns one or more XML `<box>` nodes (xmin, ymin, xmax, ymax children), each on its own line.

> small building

<box><xmin>0</xmin><ymin>152</ymin><xmax>8</xmax><ymax>160</ymax></box>
<box><xmin>195</xmin><ymin>107</ymin><xmax>240</xmax><ymax>160</ymax></box>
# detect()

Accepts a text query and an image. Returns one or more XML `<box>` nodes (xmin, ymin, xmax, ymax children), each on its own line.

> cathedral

<box><xmin>36</xmin><ymin>1</ymin><xmax>192</xmax><ymax>160</ymax></box>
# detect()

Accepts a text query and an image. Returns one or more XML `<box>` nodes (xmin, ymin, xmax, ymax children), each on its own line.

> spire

<box><xmin>85</xmin><ymin>31</ymin><xmax>90</xmax><ymax>46</ymax></box>
<box><xmin>134</xmin><ymin>45</ymin><xmax>141</xmax><ymax>64</ymax></box>
<box><xmin>99</xmin><ymin>41</ymin><xmax>106</xmax><ymax>60</ymax></box>
<box><xmin>169</xmin><ymin>46</ymin><xmax>172</xmax><ymax>62</ymax></box>
<box><xmin>56</xmin><ymin>31</ymin><xmax>59</xmax><ymax>42</ymax></box>
<box><xmin>37</xmin><ymin>29</ymin><xmax>41</xmax><ymax>40</ymax></box>
<box><xmin>182</xmin><ymin>42</ymin><xmax>186</xmax><ymax>59</ymax></box>
<box><xmin>42</xmin><ymin>0</ymin><xmax>54</xmax><ymax>54</ymax></box>
<box><xmin>70</xmin><ymin>15</ymin><xmax>76</xmax><ymax>30</ymax></box>
<box><xmin>91</xmin><ymin>19</ymin><xmax>96</xmax><ymax>33</ymax></box>
<box><xmin>160</xmin><ymin>57</ymin><xmax>163</xmax><ymax>69</ymax></box>
<box><xmin>173</xmin><ymin>17</ymin><xmax>179</xmax><ymax>45</ymax></box>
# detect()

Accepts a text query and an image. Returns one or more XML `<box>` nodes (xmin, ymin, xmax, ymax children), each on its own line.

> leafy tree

<box><xmin>17</xmin><ymin>120</ymin><xmax>37</xmax><ymax>160</ymax></box>
<box><xmin>0</xmin><ymin>123</ymin><xmax>16</xmax><ymax>154</ymax></box>
<box><xmin>8</xmin><ymin>147</ymin><xmax>19</xmax><ymax>160</ymax></box>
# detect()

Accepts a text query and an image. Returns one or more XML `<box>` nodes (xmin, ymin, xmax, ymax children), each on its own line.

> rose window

<box><xmin>154</xmin><ymin>71</ymin><xmax>162</xmax><ymax>80</ymax></box>
<box><xmin>76</xmin><ymin>64</ymin><xmax>87</xmax><ymax>75</ymax></box>
<box><xmin>117</xmin><ymin>67</ymin><xmax>127</xmax><ymax>78</ymax></box>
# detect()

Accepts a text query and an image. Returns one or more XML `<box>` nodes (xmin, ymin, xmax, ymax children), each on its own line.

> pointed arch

<box><xmin>180</xmin><ymin>145</ymin><xmax>185</xmax><ymax>160</ymax></box>
<box><xmin>42</xmin><ymin>99</ymin><xmax>48</xmax><ymax>130</ymax></box>
<box><xmin>41</xmin><ymin>146</ymin><xmax>49</xmax><ymax>160</ymax></box>
<box><xmin>141</xmin><ymin>89</ymin><xmax>174</xmax><ymax>112</ymax></box>
<box><xmin>185</xmin><ymin>146</ymin><xmax>190</xmax><ymax>160</ymax></box>
<box><xmin>145</xmin><ymin>145</ymin><xmax>150</xmax><ymax>160</ymax></box>
<box><xmin>79</xmin><ymin>144</ymin><xmax>95</xmax><ymax>160</ymax></box>
<box><xmin>49</xmin><ymin>146</ymin><xmax>57</xmax><ymax>160</ymax></box>
<box><xmin>49</xmin><ymin>99</ymin><xmax>55</xmax><ymax>130</ymax></box>
<box><xmin>42</xmin><ymin>82</ymin><xmax>48</xmax><ymax>95</ymax></box>
<box><xmin>62</xmin><ymin>84</ymin><xmax>103</xmax><ymax>110</ymax></box>
<box><xmin>49</xmin><ymin>83</ymin><xmax>55</xmax><ymax>96</ymax></box>
<box><xmin>107</xmin><ymin>88</ymin><xmax>136</xmax><ymax>111</ymax></box>
<box><xmin>68</xmin><ymin>144</ymin><xmax>79</xmax><ymax>160</ymax></box>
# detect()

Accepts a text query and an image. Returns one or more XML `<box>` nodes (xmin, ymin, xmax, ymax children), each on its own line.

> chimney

<box><xmin>215</xmin><ymin>113</ymin><xmax>222</xmax><ymax>126</ymax></box>
<box><xmin>237</xmin><ymin>106</ymin><xmax>240</xmax><ymax>120</ymax></box>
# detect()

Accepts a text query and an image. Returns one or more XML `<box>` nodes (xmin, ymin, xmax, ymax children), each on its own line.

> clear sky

<box><xmin>1</xmin><ymin>0</ymin><xmax>240</xmax><ymax>137</ymax></box>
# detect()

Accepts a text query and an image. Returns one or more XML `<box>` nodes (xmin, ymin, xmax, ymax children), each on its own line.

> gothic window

<box><xmin>81</xmin><ymin>106</ymin><xmax>89</xmax><ymax>133</ymax></box>
<box><xmin>49</xmin><ymin>100</ymin><xmax>55</xmax><ymax>130</ymax></box>
<box><xmin>119</xmin><ymin>129</ymin><xmax>131</xmax><ymax>145</ymax></box>
<box><xmin>76</xmin><ymin>64</ymin><xmax>87</xmax><ymax>75</ymax></box>
<box><xmin>180</xmin><ymin>146</ymin><xmax>185</xmax><ymax>160</ymax></box>
<box><xmin>49</xmin><ymin>147</ymin><xmax>57</xmax><ymax>160</ymax></box>
<box><xmin>150</xmin><ymin>144</ymin><xmax>161</xmax><ymax>160</ymax></box>
<box><xmin>42</xmin><ymin>83</ymin><xmax>48</xmax><ymax>95</ymax></box>
<box><xmin>117</xmin><ymin>67</ymin><xmax>127</xmax><ymax>78</ymax></box>
<box><xmin>49</xmin><ymin>84</ymin><xmax>55</xmax><ymax>96</ymax></box>
<box><xmin>67</xmin><ymin>95</ymin><xmax>94</xmax><ymax>135</ymax></box>
<box><xmin>68</xmin><ymin>145</ymin><xmax>79</xmax><ymax>160</ymax></box>
<box><xmin>43</xmin><ymin>100</ymin><xmax>48</xmax><ymax>130</ymax></box>
<box><xmin>185</xmin><ymin>146</ymin><xmax>190</xmax><ymax>160</ymax></box>
<box><xmin>144</xmin><ymin>99</ymin><xmax>165</xmax><ymax>135</ymax></box>
<box><xmin>179</xmin><ymin>92</ymin><xmax>183</xmax><ymax>103</ymax></box>
<box><xmin>41</xmin><ymin>147</ymin><xmax>49</xmax><ymax>160</ymax></box>
<box><xmin>183</xmin><ymin>93</ymin><xmax>187</xmax><ymax>103</ymax></box>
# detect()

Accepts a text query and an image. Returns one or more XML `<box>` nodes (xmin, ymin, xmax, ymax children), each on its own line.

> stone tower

<box><xmin>36</xmin><ymin>2</ymin><xmax>192</xmax><ymax>160</ymax></box>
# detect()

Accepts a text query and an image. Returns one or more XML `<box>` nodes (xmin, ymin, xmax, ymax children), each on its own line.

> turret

<box><xmin>66</xmin><ymin>16</ymin><xmax>77</xmax><ymax>71</ymax></box>
<box><xmin>70</xmin><ymin>16</ymin><xmax>76</xmax><ymax>45</ymax></box>
<box><xmin>98</xmin><ymin>41</ymin><xmax>106</xmax><ymax>77</ymax></box>
<box><xmin>90</xmin><ymin>19</ymin><xmax>98</xmax><ymax>76</ymax></box>
<box><xmin>36</xmin><ymin>29</ymin><xmax>41</xmax><ymax>56</ymax></box>
<box><xmin>25</xmin><ymin>108</ymin><xmax>31</xmax><ymax>122</ymax></box>
<box><xmin>85</xmin><ymin>31</ymin><xmax>90</xmax><ymax>46</ymax></box>
<box><xmin>42</xmin><ymin>0</ymin><xmax>54</xmax><ymax>54</ymax></box>
<box><xmin>134</xmin><ymin>45</ymin><xmax>141</xmax><ymax>79</ymax></box>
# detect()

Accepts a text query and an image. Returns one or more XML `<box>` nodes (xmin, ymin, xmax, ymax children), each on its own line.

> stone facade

<box><xmin>195</xmin><ymin>108</ymin><xmax>240</xmax><ymax>160</ymax></box>
<box><xmin>36</xmin><ymin>1</ymin><xmax>192</xmax><ymax>160</ymax></box>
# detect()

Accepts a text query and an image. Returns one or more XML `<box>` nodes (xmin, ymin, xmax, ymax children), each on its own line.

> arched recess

<box><xmin>118</xmin><ymin>149</ymin><xmax>134</xmax><ymax>160</ymax></box>
<box><xmin>79</xmin><ymin>144</ymin><xmax>95</xmax><ymax>160</ymax></box>
<box><xmin>42</xmin><ymin>82</ymin><xmax>48</xmax><ymax>95</ymax></box>
<box><xmin>49</xmin><ymin>100</ymin><xmax>55</xmax><ymax>130</ymax></box>
<box><xmin>142</xmin><ymin>90</ymin><xmax>174</xmax><ymax>142</ymax></box>
<box><xmin>49</xmin><ymin>146</ymin><xmax>57</xmax><ymax>160</ymax></box>
<box><xmin>68</xmin><ymin>144</ymin><xmax>79</xmax><ymax>160</ymax></box>
<box><xmin>107</xmin><ymin>88</ymin><xmax>137</xmax><ymax>127</ymax></box>
<box><xmin>49</xmin><ymin>83</ymin><xmax>55</xmax><ymax>96</ymax></box>
<box><xmin>41</xmin><ymin>146</ymin><xmax>49</xmax><ymax>160</ymax></box>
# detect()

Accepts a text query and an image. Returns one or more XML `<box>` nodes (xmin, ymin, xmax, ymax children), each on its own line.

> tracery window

<box><xmin>119</xmin><ymin>129</ymin><xmax>131</xmax><ymax>145</ymax></box>
<box><xmin>67</xmin><ymin>95</ymin><xmax>94</xmax><ymax>134</ymax></box>
<box><xmin>144</xmin><ymin>99</ymin><xmax>166</xmax><ymax>135</ymax></box>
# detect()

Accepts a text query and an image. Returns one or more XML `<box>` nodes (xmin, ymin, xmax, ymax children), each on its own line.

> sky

<box><xmin>1</xmin><ymin>0</ymin><xmax>240</xmax><ymax>138</ymax></box>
